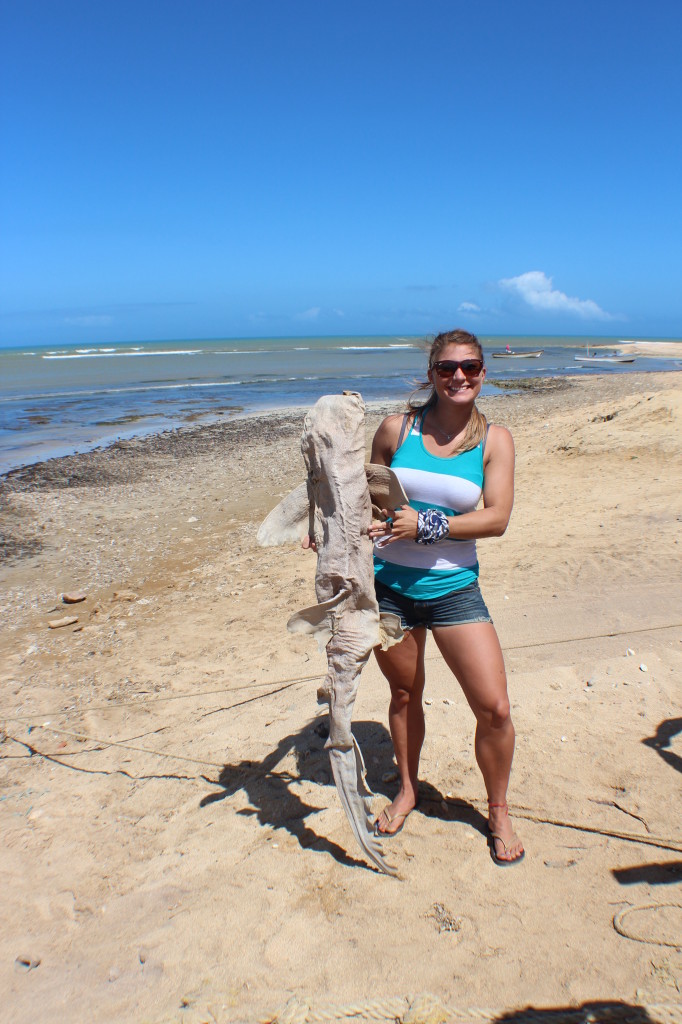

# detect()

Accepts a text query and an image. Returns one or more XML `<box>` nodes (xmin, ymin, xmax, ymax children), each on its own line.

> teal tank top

<box><xmin>373</xmin><ymin>415</ymin><xmax>485</xmax><ymax>599</ymax></box>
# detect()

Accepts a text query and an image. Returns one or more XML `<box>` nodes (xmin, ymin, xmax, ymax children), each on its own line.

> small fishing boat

<box><xmin>574</xmin><ymin>345</ymin><xmax>635</xmax><ymax>365</ymax></box>
<box><xmin>491</xmin><ymin>349</ymin><xmax>544</xmax><ymax>358</ymax></box>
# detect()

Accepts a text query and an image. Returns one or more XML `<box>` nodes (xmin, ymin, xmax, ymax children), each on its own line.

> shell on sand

<box><xmin>48</xmin><ymin>616</ymin><xmax>79</xmax><ymax>629</ymax></box>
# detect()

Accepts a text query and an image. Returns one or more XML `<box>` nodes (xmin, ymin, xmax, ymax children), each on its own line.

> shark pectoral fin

<box><xmin>257</xmin><ymin>481</ymin><xmax>310</xmax><ymax>546</ymax></box>
<box><xmin>378</xmin><ymin>612</ymin><xmax>405</xmax><ymax>650</ymax></box>
<box><xmin>365</xmin><ymin>463</ymin><xmax>410</xmax><ymax>513</ymax></box>
<box><xmin>286</xmin><ymin>588</ymin><xmax>351</xmax><ymax>651</ymax></box>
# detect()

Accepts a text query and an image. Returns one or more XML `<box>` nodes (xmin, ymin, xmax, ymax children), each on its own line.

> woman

<box><xmin>368</xmin><ymin>328</ymin><xmax>524</xmax><ymax>865</ymax></box>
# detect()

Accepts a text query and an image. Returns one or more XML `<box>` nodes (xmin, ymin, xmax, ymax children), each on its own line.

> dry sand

<box><xmin>1</xmin><ymin>372</ymin><xmax>681</xmax><ymax>1024</ymax></box>
<box><xmin>618</xmin><ymin>342</ymin><xmax>682</xmax><ymax>358</ymax></box>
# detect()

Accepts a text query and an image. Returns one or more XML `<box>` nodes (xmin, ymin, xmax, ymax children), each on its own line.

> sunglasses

<box><xmin>432</xmin><ymin>358</ymin><xmax>484</xmax><ymax>379</ymax></box>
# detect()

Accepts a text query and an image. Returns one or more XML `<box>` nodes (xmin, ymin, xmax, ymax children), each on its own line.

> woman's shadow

<box><xmin>199</xmin><ymin>717</ymin><xmax>488</xmax><ymax>870</ymax></box>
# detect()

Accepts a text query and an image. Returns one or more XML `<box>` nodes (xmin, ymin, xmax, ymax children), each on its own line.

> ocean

<box><xmin>1</xmin><ymin>334</ymin><xmax>680</xmax><ymax>474</ymax></box>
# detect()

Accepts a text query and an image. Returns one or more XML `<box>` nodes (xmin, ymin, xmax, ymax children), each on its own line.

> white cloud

<box><xmin>64</xmin><ymin>314</ymin><xmax>114</xmax><ymax>327</ymax></box>
<box><xmin>295</xmin><ymin>306</ymin><xmax>321</xmax><ymax>321</ymax></box>
<box><xmin>499</xmin><ymin>271</ymin><xmax>613</xmax><ymax>320</ymax></box>
<box><xmin>331</xmin><ymin>308</ymin><xmax>345</xmax><ymax>317</ymax></box>
<box><xmin>458</xmin><ymin>301</ymin><xmax>480</xmax><ymax>313</ymax></box>
<box><xmin>248</xmin><ymin>312</ymin><xmax>277</xmax><ymax>322</ymax></box>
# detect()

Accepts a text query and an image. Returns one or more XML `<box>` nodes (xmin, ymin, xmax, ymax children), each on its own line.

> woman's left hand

<box><xmin>387</xmin><ymin>504</ymin><xmax>419</xmax><ymax>541</ymax></box>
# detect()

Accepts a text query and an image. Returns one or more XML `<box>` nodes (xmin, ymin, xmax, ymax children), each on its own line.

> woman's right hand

<box><xmin>302</xmin><ymin>534</ymin><xmax>317</xmax><ymax>553</ymax></box>
<box><xmin>367</xmin><ymin>513</ymin><xmax>393</xmax><ymax>542</ymax></box>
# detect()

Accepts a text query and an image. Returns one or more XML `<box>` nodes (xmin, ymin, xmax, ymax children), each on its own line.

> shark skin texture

<box><xmin>257</xmin><ymin>392</ymin><xmax>406</xmax><ymax>875</ymax></box>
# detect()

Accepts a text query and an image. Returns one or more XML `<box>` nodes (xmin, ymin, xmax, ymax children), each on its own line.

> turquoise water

<box><xmin>1</xmin><ymin>334</ymin><xmax>680</xmax><ymax>474</ymax></box>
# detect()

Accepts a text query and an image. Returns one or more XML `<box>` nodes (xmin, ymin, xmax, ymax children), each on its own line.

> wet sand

<box><xmin>1</xmin><ymin>372</ymin><xmax>681</xmax><ymax>1023</ymax></box>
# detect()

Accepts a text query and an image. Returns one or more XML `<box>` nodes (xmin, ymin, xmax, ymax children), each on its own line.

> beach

<box><xmin>1</xmin><ymin>371</ymin><xmax>681</xmax><ymax>1023</ymax></box>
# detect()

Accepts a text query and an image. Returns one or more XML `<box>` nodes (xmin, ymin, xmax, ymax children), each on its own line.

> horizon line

<box><xmin>2</xmin><ymin>331</ymin><xmax>679</xmax><ymax>352</ymax></box>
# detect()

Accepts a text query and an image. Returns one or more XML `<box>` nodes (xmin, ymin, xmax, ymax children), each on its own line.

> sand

<box><xmin>617</xmin><ymin>342</ymin><xmax>682</xmax><ymax>359</ymax></box>
<box><xmin>1</xmin><ymin>372</ymin><xmax>681</xmax><ymax>1024</ymax></box>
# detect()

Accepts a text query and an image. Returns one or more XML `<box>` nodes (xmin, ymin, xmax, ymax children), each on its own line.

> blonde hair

<box><xmin>406</xmin><ymin>329</ymin><xmax>487</xmax><ymax>454</ymax></box>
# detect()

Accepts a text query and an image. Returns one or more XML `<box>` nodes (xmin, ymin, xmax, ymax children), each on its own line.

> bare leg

<box><xmin>433</xmin><ymin>621</ymin><xmax>524</xmax><ymax>862</ymax></box>
<box><xmin>372</xmin><ymin>627</ymin><xmax>427</xmax><ymax>834</ymax></box>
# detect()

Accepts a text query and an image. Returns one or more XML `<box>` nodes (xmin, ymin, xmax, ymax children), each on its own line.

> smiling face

<box><xmin>427</xmin><ymin>342</ymin><xmax>486</xmax><ymax>406</ymax></box>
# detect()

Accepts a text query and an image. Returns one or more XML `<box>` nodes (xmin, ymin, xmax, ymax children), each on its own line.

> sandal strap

<box><xmin>378</xmin><ymin>808</ymin><xmax>408</xmax><ymax>826</ymax></box>
<box><xmin>489</xmin><ymin>830</ymin><xmax>521</xmax><ymax>851</ymax></box>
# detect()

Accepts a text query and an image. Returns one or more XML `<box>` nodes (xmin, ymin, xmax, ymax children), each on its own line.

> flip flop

<box><xmin>487</xmin><ymin>830</ymin><xmax>525</xmax><ymax>867</ymax></box>
<box><xmin>374</xmin><ymin>806</ymin><xmax>414</xmax><ymax>838</ymax></box>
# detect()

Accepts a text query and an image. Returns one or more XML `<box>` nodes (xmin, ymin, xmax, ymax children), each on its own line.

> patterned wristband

<box><xmin>416</xmin><ymin>508</ymin><xmax>450</xmax><ymax>544</ymax></box>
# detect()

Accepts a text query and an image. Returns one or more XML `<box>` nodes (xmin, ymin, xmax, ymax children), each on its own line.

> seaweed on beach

<box><xmin>0</xmin><ymin>413</ymin><xmax>305</xmax><ymax>495</ymax></box>
<box><xmin>0</xmin><ymin>530</ymin><xmax>43</xmax><ymax>563</ymax></box>
<box><xmin>491</xmin><ymin>377</ymin><xmax>574</xmax><ymax>393</ymax></box>
<box><xmin>0</xmin><ymin>452</ymin><xmax>140</xmax><ymax>493</ymax></box>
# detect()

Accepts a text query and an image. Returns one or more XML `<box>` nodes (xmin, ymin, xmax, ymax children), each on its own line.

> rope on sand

<box><xmin>499</xmin><ymin>621</ymin><xmax>682</xmax><ymax>652</ymax></box>
<box><xmin>0</xmin><ymin>672</ymin><xmax>325</xmax><ymax>723</ymax></box>
<box><xmin>4</xmin><ymin>730</ymin><xmax>682</xmax><ymax>854</ymax></box>
<box><xmin>442</xmin><ymin>798</ymin><xmax>682</xmax><ymax>855</ymax></box>
<box><xmin>266</xmin><ymin>995</ymin><xmax>407</xmax><ymax>1023</ymax></box>
<box><xmin>613</xmin><ymin>903</ymin><xmax>682</xmax><ymax>950</ymax></box>
<box><xmin>263</xmin><ymin>995</ymin><xmax>682</xmax><ymax>1024</ymax></box>
<box><xmin>3</xmin><ymin>617</ymin><xmax>679</xmax><ymax>726</ymax></box>
<box><xmin>3</xmin><ymin>723</ymin><xmax>226</xmax><ymax>769</ymax></box>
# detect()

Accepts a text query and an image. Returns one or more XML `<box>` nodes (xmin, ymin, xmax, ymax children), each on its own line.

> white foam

<box><xmin>42</xmin><ymin>349</ymin><xmax>202</xmax><ymax>360</ymax></box>
<box><xmin>337</xmin><ymin>343</ymin><xmax>417</xmax><ymax>351</ymax></box>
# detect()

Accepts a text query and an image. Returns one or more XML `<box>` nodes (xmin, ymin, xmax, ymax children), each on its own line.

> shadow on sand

<box><xmin>612</xmin><ymin>861</ymin><xmax>682</xmax><ymax>886</ymax></box>
<box><xmin>494</xmin><ymin>1002</ymin><xmax>660</xmax><ymax>1024</ymax></box>
<box><xmin>199</xmin><ymin>716</ymin><xmax>487</xmax><ymax>870</ymax></box>
<box><xmin>643</xmin><ymin>717</ymin><xmax>682</xmax><ymax>776</ymax></box>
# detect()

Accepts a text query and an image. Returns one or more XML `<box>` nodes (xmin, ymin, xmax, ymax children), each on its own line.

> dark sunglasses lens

<box><xmin>434</xmin><ymin>362</ymin><xmax>455</xmax><ymax>378</ymax></box>
<box><xmin>461</xmin><ymin>360</ymin><xmax>483</xmax><ymax>375</ymax></box>
<box><xmin>434</xmin><ymin>359</ymin><xmax>483</xmax><ymax>378</ymax></box>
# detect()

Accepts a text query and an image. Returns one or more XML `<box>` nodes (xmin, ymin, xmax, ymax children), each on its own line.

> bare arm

<box><xmin>446</xmin><ymin>425</ymin><xmax>515</xmax><ymax>539</ymax></box>
<box><xmin>362</xmin><ymin>414</ymin><xmax>411</xmax><ymax>541</ymax></box>
<box><xmin>370</xmin><ymin>413</ymin><xmax>406</xmax><ymax>466</ymax></box>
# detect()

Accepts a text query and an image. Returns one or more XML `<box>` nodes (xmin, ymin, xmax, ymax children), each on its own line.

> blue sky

<box><xmin>1</xmin><ymin>0</ymin><xmax>681</xmax><ymax>346</ymax></box>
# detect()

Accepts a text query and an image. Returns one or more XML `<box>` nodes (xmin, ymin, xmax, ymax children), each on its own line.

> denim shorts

<box><xmin>375</xmin><ymin>578</ymin><xmax>492</xmax><ymax>631</ymax></box>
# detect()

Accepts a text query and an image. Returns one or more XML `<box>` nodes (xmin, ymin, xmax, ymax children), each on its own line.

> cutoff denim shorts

<box><xmin>375</xmin><ymin>578</ymin><xmax>492</xmax><ymax>631</ymax></box>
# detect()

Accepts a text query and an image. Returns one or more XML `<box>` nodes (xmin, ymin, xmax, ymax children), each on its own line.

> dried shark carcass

<box><xmin>257</xmin><ymin>392</ymin><xmax>406</xmax><ymax>875</ymax></box>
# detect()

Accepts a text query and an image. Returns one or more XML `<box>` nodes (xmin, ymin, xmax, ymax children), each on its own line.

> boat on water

<box><xmin>491</xmin><ymin>349</ymin><xmax>544</xmax><ymax>358</ymax></box>
<box><xmin>574</xmin><ymin>346</ymin><xmax>635</xmax><ymax>365</ymax></box>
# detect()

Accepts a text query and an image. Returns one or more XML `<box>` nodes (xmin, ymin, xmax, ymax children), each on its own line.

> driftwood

<box><xmin>257</xmin><ymin>392</ymin><xmax>406</xmax><ymax>875</ymax></box>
